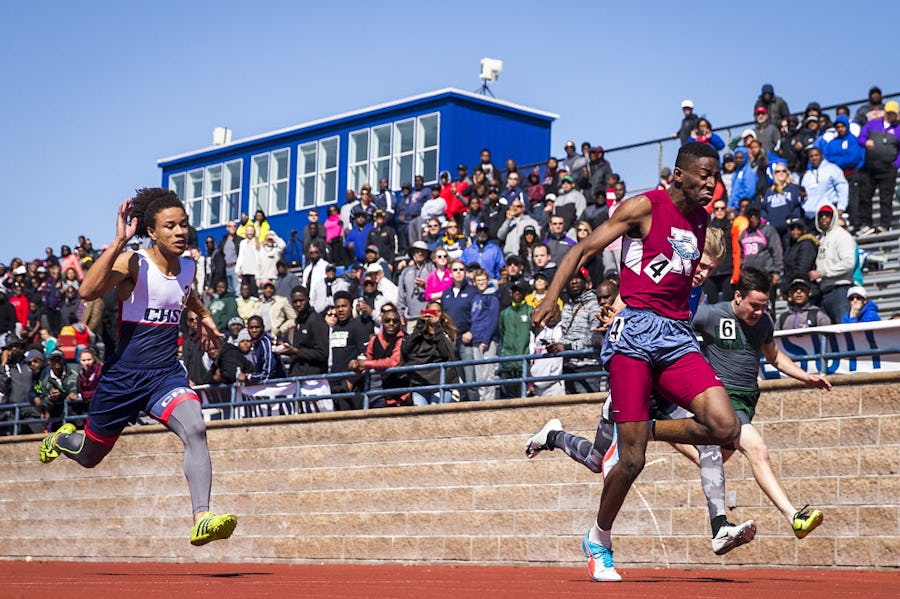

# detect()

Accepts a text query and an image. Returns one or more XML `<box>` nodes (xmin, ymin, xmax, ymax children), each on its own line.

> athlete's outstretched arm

<box><xmin>762</xmin><ymin>341</ymin><xmax>831</xmax><ymax>390</ymax></box>
<box><xmin>80</xmin><ymin>199</ymin><xmax>138</xmax><ymax>301</ymax></box>
<box><xmin>533</xmin><ymin>194</ymin><xmax>651</xmax><ymax>327</ymax></box>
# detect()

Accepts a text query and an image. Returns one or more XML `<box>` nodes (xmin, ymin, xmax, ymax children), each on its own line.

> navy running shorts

<box><xmin>84</xmin><ymin>361</ymin><xmax>199</xmax><ymax>446</ymax></box>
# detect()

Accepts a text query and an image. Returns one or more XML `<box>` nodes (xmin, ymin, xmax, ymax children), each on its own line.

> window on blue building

<box><xmin>347</xmin><ymin>112</ymin><xmax>439</xmax><ymax>191</ymax></box>
<box><xmin>418</xmin><ymin>113</ymin><xmax>439</xmax><ymax>182</ymax></box>
<box><xmin>348</xmin><ymin>130</ymin><xmax>369</xmax><ymax>193</ymax></box>
<box><xmin>169</xmin><ymin>159</ymin><xmax>242</xmax><ymax>229</ymax></box>
<box><xmin>372</xmin><ymin>124</ymin><xmax>392</xmax><ymax>186</ymax></box>
<box><xmin>251</xmin><ymin>148</ymin><xmax>290</xmax><ymax>217</ymax></box>
<box><xmin>296</xmin><ymin>136</ymin><xmax>339</xmax><ymax>208</ymax></box>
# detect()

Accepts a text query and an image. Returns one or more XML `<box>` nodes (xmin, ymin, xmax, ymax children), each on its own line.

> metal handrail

<box><xmin>4</xmin><ymin>323</ymin><xmax>899</xmax><ymax>433</ymax></box>
<box><xmin>514</xmin><ymin>92</ymin><xmax>900</xmax><ymax>187</ymax></box>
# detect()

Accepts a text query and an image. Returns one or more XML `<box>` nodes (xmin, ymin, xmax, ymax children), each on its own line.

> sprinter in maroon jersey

<box><xmin>531</xmin><ymin>142</ymin><xmax>741</xmax><ymax>581</ymax></box>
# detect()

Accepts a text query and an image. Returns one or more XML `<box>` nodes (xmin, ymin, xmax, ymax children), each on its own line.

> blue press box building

<box><xmin>158</xmin><ymin>88</ymin><xmax>557</xmax><ymax>242</ymax></box>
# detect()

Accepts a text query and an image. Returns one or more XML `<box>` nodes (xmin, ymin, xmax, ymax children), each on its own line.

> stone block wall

<box><xmin>1</xmin><ymin>372</ymin><xmax>896</xmax><ymax>568</ymax></box>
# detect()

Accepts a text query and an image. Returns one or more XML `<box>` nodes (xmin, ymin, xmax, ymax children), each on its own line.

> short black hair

<box><xmin>132</xmin><ymin>187</ymin><xmax>183</xmax><ymax>237</ymax></box>
<box><xmin>675</xmin><ymin>141</ymin><xmax>721</xmax><ymax>169</ymax></box>
<box><xmin>290</xmin><ymin>285</ymin><xmax>309</xmax><ymax>297</ymax></box>
<box><xmin>333</xmin><ymin>290</ymin><xmax>354</xmax><ymax>304</ymax></box>
<box><xmin>735</xmin><ymin>266</ymin><xmax>771</xmax><ymax>296</ymax></box>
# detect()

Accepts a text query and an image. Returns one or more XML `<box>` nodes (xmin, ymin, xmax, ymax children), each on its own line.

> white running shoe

<box><xmin>582</xmin><ymin>530</ymin><xmax>622</xmax><ymax>582</ymax></box>
<box><xmin>711</xmin><ymin>519</ymin><xmax>757</xmax><ymax>555</ymax></box>
<box><xmin>525</xmin><ymin>418</ymin><xmax>562</xmax><ymax>459</ymax></box>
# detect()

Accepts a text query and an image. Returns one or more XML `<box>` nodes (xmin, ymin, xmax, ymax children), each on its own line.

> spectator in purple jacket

<box><xmin>857</xmin><ymin>100</ymin><xmax>900</xmax><ymax>233</ymax></box>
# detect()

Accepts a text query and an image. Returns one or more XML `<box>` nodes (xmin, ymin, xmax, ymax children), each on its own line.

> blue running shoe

<box><xmin>581</xmin><ymin>530</ymin><xmax>622</xmax><ymax>582</ymax></box>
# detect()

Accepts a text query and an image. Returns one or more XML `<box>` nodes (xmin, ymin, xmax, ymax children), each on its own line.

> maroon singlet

<box><xmin>619</xmin><ymin>189</ymin><xmax>708</xmax><ymax>320</ymax></box>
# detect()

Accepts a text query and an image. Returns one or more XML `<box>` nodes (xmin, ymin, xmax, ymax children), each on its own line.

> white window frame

<box><xmin>347</xmin><ymin>129</ymin><xmax>370</xmax><ymax>193</ymax></box>
<box><xmin>185</xmin><ymin>168</ymin><xmax>205</xmax><ymax>229</ymax></box>
<box><xmin>392</xmin><ymin>118</ymin><xmax>416</xmax><ymax>188</ymax></box>
<box><xmin>416</xmin><ymin>113</ymin><xmax>440</xmax><ymax>184</ymax></box>
<box><xmin>318</xmin><ymin>137</ymin><xmax>339</xmax><ymax>206</ymax></box>
<box><xmin>222</xmin><ymin>159</ymin><xmax>243</xmax><ymax>225</ymax></box>
<box><xmin>171</xmin><ymin>159</ymin><xmax>243</xmax><ymax>228</ymax></box>
<box><xmin>251</xmin><ymin>148</ymin><xmax>290</xmax><ymax>217</ymax></box>
<box><xmin>295</xmin><ymin>135</ymin><xmax>340</xmax><ymax>209</ymax></box>
<box><xmin>345</xmin><ymin>112</ymin><xmax>440</xmax><ymax>193</ymax></box>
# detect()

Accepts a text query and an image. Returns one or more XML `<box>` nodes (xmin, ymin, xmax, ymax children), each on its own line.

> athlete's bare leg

<box><xmin>652</xmin><ymin>386</ymin><xmax>740</xmax><ymax>445</ymax></box>
<box><xmin>595</xmin><ymin>420</ymin><xmax>649</xmax><ymax>529</ymax></box>
<box><xmin>671</xmin><ymin>442</ymin><xmax>701</xmax><ymax>467</ymax></box>
<box><xmin>732</xmin><ymin>423</ymin><xmax>797</xmax><ymax>523</ymax></box>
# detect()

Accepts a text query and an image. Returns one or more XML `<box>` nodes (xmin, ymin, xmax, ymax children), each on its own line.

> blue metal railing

<box><xmin>0</xmin><ymin>349</ymin><xmax>604</xmax><ymax>434</ymax></box>
<box><xmin>5</xmin><ymin>326</ymin><xmax>900</xmax><ymax>434</ymax></box>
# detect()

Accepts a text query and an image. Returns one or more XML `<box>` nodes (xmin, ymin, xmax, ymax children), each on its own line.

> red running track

<box><xmin>1</xmin><ymin>561</ymin><xmax>894</xmax><ymax>599</ymax></box>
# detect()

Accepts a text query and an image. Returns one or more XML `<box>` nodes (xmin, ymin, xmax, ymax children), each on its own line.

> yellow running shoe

<box><xmin>190</xmin><ymin>513</ymin><xmax>238</xmax><ymax>546</ymax></box>
<box><xmin>39</xmin><ymin>423</ymin><xmax>76</xmax><ymax>464</ymax></box>
<box><xmin>792</xmin><ymin>505</ymin><xmax>823</xmax><ymax>539</ymax></box>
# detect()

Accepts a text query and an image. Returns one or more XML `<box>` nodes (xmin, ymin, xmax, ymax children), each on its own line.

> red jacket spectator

<box><xmin>441</xmin><ymin>181</ymin><xmax>468</xmax><ymax>221</ymax></box>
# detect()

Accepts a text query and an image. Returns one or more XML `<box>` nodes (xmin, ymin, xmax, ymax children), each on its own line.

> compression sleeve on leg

<box><xmin>57</xmin><ymin>430</ymin><xmax>114</xmax><ymax>468</ymax></box>
<box><xmin>167</xmin><ymin>400</ymin><xmax>213</xmax><ymax>517</ymax></box>
<box><xmin>698</xmin><ymin>444</ymin><xmax>727</xmax><ymax>527</ymax></box>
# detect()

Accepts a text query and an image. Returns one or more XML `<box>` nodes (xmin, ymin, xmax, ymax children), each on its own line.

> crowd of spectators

<box><xmin>2</xmin><ymin>84</ymin><xmax>897</xmax><ymax>429</ymax></box>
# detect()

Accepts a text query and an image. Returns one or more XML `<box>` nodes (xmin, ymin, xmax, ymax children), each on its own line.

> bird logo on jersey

<box><xmin>642</xmin><ymin>227</ymin><xmax>700</xmax><ymax>284</ymax></box>
<box><xmin>668</xmin><ymin>234</ymin><xmax>700</xmax><ymax>262</ymax></box>
<box><xmin>667</xmin><ymin>228</ymin><xmax>700</xmax><ymax>274</ymax></box>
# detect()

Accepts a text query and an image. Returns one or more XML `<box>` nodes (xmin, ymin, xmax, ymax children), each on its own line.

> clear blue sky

<box><xmin>2</xmin><ymin>0</ymin><xmax>895</xmax><ymax>262</ymax></box>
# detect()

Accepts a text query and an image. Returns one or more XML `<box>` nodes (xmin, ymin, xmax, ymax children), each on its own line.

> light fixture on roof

<box><xmin>476</xmin><ymin>58</ymin><xmax>503</xmax><ymax>97</ymax></box>
<box><xmin>212</xmin><ymin>127</ymin><xmax>232</xmax><ymax>146</ymax></box>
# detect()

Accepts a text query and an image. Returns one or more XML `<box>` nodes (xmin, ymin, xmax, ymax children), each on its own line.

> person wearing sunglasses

<box><xmin>349</xmin><ymin>309</ymin><xmax>406</xmax><ymax>408</ymax></box>
<box><xmin>761</xmin><ymin>162</ymin><xmax>804</xmax><ymax>247</ymax></box>
<box><xmin>841</xmin><ymin>285</ymin><xmax>881</xmax><ymax>323</ymax></box>
<box><xmin>425</xmin><ymin>250</ymin><xmax>452</xmax><ymax>301</ymax></box>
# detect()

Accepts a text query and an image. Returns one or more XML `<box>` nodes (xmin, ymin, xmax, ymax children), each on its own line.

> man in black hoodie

<box><xmin>328</xmin><ymin>291</ymin><xmax>368</xmax><ymax>410</ymax></box>
<box><xmin>280</xmin><ymin>286</ymin><xmax>331</xmax><ymax>412</ymax></box>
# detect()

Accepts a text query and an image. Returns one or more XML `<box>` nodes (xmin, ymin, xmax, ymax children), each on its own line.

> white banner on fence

<box><xmin>763</xmin><ymin>320</ymin><xmax>900</xmax><ymax>378</ymax></box>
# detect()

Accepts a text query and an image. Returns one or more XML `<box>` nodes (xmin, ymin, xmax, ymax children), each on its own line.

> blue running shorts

<box><xmin>84</xmin><ymin>361</ymin><xmax>199</xmax><ymax>445</ymax></box>
<box><xmin>600</xmin><ymin>306</ymin><xmax>701</xmax><ymax>368</ymax></box>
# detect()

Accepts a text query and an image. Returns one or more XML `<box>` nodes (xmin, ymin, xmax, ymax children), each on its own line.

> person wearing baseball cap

<box><xmin>755</xmin><ymin>83</ymin><xmax>791</xmax><ymax>125</ymax></box>
<box><xmin>780</xmin><ymin>217</ymin><xmax>817</xmax><ymax>296</ymax></box>
<box><xmin>808</xmin><ymin>201</ymin><xmax>855</xmax><ymax>324</ymax></box>
<box><xmin>39</xmin><ymin>348</ymin><xmax>77</xmax><ymax>431</ymax></box>
<box><xmin>2</xmin><ymin>336</ymin><xmax>43</xmax><ymax>434</ymax></box>
<box><xmin>539</xmin><ymin>265</ymin><xmax>602</xmax><ymax>395</ymax></box>
<box><xmin>857</xmin><ymin>98</ymin><xmax>900</xmax><ymax>233</ymax></box>
<box><xmin>675</xmin><ymin>99</ymin><xmax>699</xmax><ymax>145</ymax></box>
<box><xmin>843</xmin><ymin>285</ymin><xmax>880</xmax><ymax>323</ymax></box>
<box><xmin>777</xmin><ymin>278</ymin><xmax>831</xmax><ymax>330</ymax></box>
<box><xmin>562</xmin><ymin>139</ymin><xmax>588</xmax><ymax>187</ymax></box>
<box><xmin>397</xmin><ymin>240</ymin><xmax>436</xmax><ymax>331</ymax></box>
<box><xmin>368</xmin><ymin>208</ymin><xmax>397</xmax><ymax>265</ymax></box>
<box><xmin>754</xmin><ymin>103</ymin><xmax>780</xmax><ymax>153</ymax></box>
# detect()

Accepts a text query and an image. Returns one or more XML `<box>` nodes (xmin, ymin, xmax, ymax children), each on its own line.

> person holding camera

<box><xmin>401</xmin><ymin>301</ymin><xmax>459</xmax><ymax>405</ymax></box>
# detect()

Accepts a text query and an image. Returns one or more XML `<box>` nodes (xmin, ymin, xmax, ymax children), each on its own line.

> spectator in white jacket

<box><xmin>257</xmin><ymin>230</ymin><xmax>285</xmax><ymax>283</ymax></box>
<box><xmin>809</xmin><ymin>203</ymin><xmax>857</xmax><ymax>325</ymax></box>
<box><xmin>235</xmin><ymin>224</ymin><xmax>262</xmax><ymax>295</ymax></box>
<box><xmin>301</xmin><ymin>244</ymin><xmax>332</xmax><ymax>314</ymax></box>
<box><xmin>801</xmin><ymin>147</ymin><xmax>848</xmax><ymax>220</ymax></box>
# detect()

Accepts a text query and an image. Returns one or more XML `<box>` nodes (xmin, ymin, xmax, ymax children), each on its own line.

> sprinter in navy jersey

<box><xmin>39</xmin><ymin>188</ymin><xmax>237</xmax><ymax>546</ymax></box>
